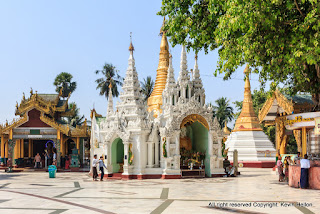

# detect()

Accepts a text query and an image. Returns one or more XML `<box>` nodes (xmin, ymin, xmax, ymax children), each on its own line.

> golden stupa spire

<box><xmin>223</xmin><ymin>121</ymin><xmax>231</xmax><ymax>135</ymax></box>
<box><xmin>147</xmin><ymin>18</ymin><xmax>170</xmax><ymax>117</ymax></box>
<box><xmin>233</xmin><ymin>65</ymin><xmax>262</xmax><ymax>131</ymax></box>
<box><xmin>129</xmin><ymin>32</ymin><xmax>134</xmax><ymax>52</ymax></box>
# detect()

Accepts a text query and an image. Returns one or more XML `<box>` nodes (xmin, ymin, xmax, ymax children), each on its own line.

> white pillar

<box><xmin>217</xmin><ymin>137</ymin><xmax>222</xmax><ymax>158</ymax></box>
<box><xmin>123</xmin><ymin>142</ymin><xmax>129</xmax><ymax>174</ymax></box>
<box><xmin>147</xmin><ymin>142</ymin><xmax>153</xmax><ymax>168</ymax></box>
<box><xmin>188</xmin><ymin>86</ymin><xmax>192</xmax><ymax>99</ymax></box>
<box><xmin>208</xmin><ymin>132</ymin><xmax>213</xmax><ymax>156</ymax></box>
<box><xmin>175</xmin><ymin>133</ymin><xmax>180</xmax><ymax>155</ymax></box>
<box><xmin>160</xmin><ymin>136</ymin><xmax>164</xmax><ymax>168</ymax></box>
<box><xmin>166</xmin><ymin>137</ymin><xmax>171</xmax><ymax>157</ymax></box>
<box><xmin>154</xmin><ymin>139</ymin><xmax>159</xmax><ymax>167</ymax></box>
<box><xmin>106</xmin><ymin>142</ymin><xmax>112</xmax><ymax>174</ymax></box>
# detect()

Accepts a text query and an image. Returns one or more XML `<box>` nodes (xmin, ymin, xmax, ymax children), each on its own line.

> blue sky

<box><xmin>0</xmin><ymin>1</ymin><xmax>262</xmax><ymax>127</ymax></box>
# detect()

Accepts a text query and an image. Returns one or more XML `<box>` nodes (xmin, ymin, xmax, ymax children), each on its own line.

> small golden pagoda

<box><xmin>233</xmin><ymin>65</ymin><xmax>262</xmax><ymax>131</ymax></box>
<box><xmin>147</xmin><ymin>20</ymin><xmax>170</xmax><ymax>117</ymax></box>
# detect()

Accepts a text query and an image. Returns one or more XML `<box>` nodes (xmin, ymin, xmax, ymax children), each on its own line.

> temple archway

<box><xmin>180</xmin><ymin>114</ymin><xmax>210</xmax><ymax>177</ymax></box>
<box><xmin>111</xmin><ymin>138</ymin><xmax>124</xmax><ymax>173</ymax></box>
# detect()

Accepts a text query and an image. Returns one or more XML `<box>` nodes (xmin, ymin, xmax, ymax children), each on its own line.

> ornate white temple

<box><xmin>90</xmin><ymin>30</ymin><xmax>225</xmax><ymax>179</ymax></box>
<box><xmin>224</xmin><ymin>66</ymin><xmax>276</xmax><ymax>167</ymax></box>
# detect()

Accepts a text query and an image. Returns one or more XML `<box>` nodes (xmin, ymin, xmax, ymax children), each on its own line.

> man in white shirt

<box><xmin>300</xmin><ymin>154</ymin><xmax>310</xmax><ymax>189</ymax></box>
<box><xmin>92</xmin><ymin>155</ymin><xmax>99</xmax><ymax>181</ymax></box>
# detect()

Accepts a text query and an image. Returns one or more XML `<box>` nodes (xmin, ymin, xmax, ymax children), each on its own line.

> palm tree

<box><xmin>95</xmin><ymin>63</ymin><xmax>123</xmax><ymax>99</ymax></box>
<box><xmin>53</xmin><ymin>72</ymin><xmax>77</xmax><ymax>98</ymax></box>
<box><xmin>212</xmin><ymin>97</ymin><xmax>234</xmax><ymax>128</ymax></box>
<box><xmin>140</xmin><ymin>76</ymin><xmax>154</xmax><ymax>101</ymax></box>
<box><xmin>66</xmin><ymin>102</ymin><xmax>85</xmax><ymax>128</ymax></box>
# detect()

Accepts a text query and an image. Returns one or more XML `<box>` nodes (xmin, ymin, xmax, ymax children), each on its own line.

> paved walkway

<box><xmin>0</xmin><ymin>168</ymin><xmax>319</xmax><ymax>214</ymax></box>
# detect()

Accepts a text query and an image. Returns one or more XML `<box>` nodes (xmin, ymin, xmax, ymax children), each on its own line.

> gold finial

<box><xmin>147</xmin><ymin>19</ymin><xmax>170</xmax><ymax>117</ymax></box>
<box><xmin>129</xmin><ymin>32</ymin><xmax>134</xmax><ymax>52</ymax></box>
<box><xmin>109</xmin><ymin>82</ymin><xmax>112</xmax><ymax>89</ymax></box>
<box><xmin>160</xmin><ymin>17</ymin><xmax>166</xmax><ymax>35</ymax></box>
<box><xmin>195</xmin><ymin>53</ymin><xmax>198</xmax><ymax>60</ymax></box>
<box><xmin>30</xmin><ymin>88</ymin><xmax>33</xmax><ymax>96</ymax></box>
<box><xmin>22</xmin><ymin>92</ymin><xmax>25</xmax><ymax>101</ymax></box>
<box><xmin>223</xmin><ymin>121</ymin><xmax>231</xmax><ymax>135</ymax></box>
<box><xmin>6</xmin><ymin>120</ymin><xmax>8</xmax><ymax>126</ymax></box>
<box><xmin>16</xmin><ymin>102</ymin><xmax>18</xmax><ymax>109</ymax></box>
<box><xmin>233</xmin><ymin>65</ymin><xmax>262</xmax><ymax>132</ymax></box>
<box><xmin>244</xmin><ymin>64</ymin><xmax>250</xmax><ymax>74</ymax></box>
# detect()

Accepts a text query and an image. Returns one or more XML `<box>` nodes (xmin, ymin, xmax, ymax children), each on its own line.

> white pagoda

<box><xmin>90</xmin><ymin>27</ymin><xmax>224</xmax><ymax>179</ymax></box>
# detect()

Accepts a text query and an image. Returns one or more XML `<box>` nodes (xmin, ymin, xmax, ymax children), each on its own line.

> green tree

<box><xmin>140</xmin><ymin>76</ymin><xmax>154</xmax><ymax>101</ymax></box>
<box><xmin>66</xmin><ymin>102</ymin><xmax>85</xmax><ymax>128</ymax></box>
<box><xmin>53</xmin><ymin>72</ymin><xmax>77</xmax><ymax>98</ymax></box>
<box><xmin>212</xmin><ymin>97</ymin><xmax>234</xmax><ymax>128</ymax></box>
<box><xmin>95</xmin><ymin>63</ymin><xmax>123</xmax><ymax>99</ymax></box>
<box><xmin>159</xmin><ymin>1</ymin><xmax>320</xmax><ymax>105</ymax></box>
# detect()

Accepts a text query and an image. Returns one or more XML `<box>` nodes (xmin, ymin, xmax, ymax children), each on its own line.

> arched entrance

<box><xmin>180</xmin><ymin>114</ymin><xmax>210</xmax><ymax>177</ymax></box>
<box><xmin>111</xmin><ymin>138</ymin><xmax>124</xmax><ymax>173</ymax></box>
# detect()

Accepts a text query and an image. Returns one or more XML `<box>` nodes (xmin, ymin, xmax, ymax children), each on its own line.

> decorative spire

<box><xmin>233</xmin><ymin>65</ymin><xmax>262</xmax><ymax>131</ymax></box>
<box><xmin>192</xmin><ymin>53</ymin><xmax>203</xmax><ymax>88</ymax></box>
<box><xmin>147</xmin><ymin>20</ymin><xmax>170</xmax><ymax>117</ymax></box>
<box><xmin>129</xmin><ymin>32</ymin><xmax>134</xmax><ymax>52</ymax></box>
<box><xmin>164</xmin><ymin>54</ymin><xmax>176</xmax><ymax>91</ymax></box>
<box><xmin>107</xmin><ymin>80</ymin><xmax>113</xmax><ymax>115</ymax></box>
<box><xmin>223</xmin><ymin>121</ymin><xmax>231</xmax><ymax>135</ymax></box>
<box><xmin>178</xmin><ymin>45</ymin><xmax>189</xmax><ymax>83</ymax></box>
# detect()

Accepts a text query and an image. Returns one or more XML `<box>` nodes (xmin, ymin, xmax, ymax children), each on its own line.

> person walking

<box><xmin>300</xmin><ymin>154</ymin><xmax>310</xmax><ymax>189</ymax></box>
<box><xmin>92</xmin><ymin>154</ymin><xmax>99</xmax><ymax>181</ymax></box>
<box><xmin>98</xmin><ymin>156</ymin><xmax>107</xmax><ymax>181</ymax></box>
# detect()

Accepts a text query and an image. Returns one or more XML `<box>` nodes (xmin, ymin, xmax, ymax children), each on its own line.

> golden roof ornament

<box><xmin>233</xmin><ymin>65</ymin><xmax>263</xmax><ymax>132</ymax></box>
<box><xmin>129</xmin><ymin>32</ymin><xmax>134</xmax><ymax>52</ymax></box>
<box><xmin>147</xmin><ymin>19</ymin><xmax>170</xmax><ymax>117</ymax></box>
<box><xmin>223</xmin><ymin>121</ymin><xmax>231</xmax><ymax>135</ymax></box>
<box><xmin>30</xmin><ymin>88</ymin><xmax>33</xmax><ymax>96</ymax></box>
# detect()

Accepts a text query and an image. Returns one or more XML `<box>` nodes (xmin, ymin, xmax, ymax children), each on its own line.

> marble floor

<box><xmin>0</xmin><ymin>168</ymin><xmax>319</xmax><ymax>214</ymax></box>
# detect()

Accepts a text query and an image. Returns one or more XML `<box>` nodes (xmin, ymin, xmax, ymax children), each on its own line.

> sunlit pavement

<box><xmin>0</xmin><ymin>168</ymin><xmax>319</xmax><ymax>214</ymax></box>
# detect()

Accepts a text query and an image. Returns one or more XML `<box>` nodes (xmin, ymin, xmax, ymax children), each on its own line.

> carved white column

<box><xmin>208</xmin><ymin>132</ymin><xmax>213</xmax><ymax>156</ymax></box>
<box><xmin>147</xmin><ymin>142</ymin><xmax>153</xmax><ymax>168</ymax></box>
<box><xmin>217</xmin><ymin>137</ymin><xmax>223</xmax><ymax>158</ymax></box>
<box><xmin>106</xmin><ymin>142</ymin><xmax>112</xmax><ymax>174</ymax></box>
<box><xmin>175</xmin><ymin>132</ymin><xmax>180</xmax><ymax>155</ymax></box>
<box><xmin>154</xmin><ymin>139</ymin><xmax>159</xmax><ymax>167</ymax></box>
<box><xmin>160</xmin><ymin>135</ymin><xmax>164</xmax><ymax>168</ymax></box>
<box><xmin>174</xmin><ymin>132</ymin><xmax>181</xmax><ymax>170</ymax></box>
<box><xmin>123</xmin><ymin>141</ymin><xmax>129</xmax><ymax>174</ymax></box>
<box><xmin>166</xmin><ymin>137</ymin><xmax>171</xmax><ymax>157</ymax></box>
<box><xmin>188</xmin><ymin>86</ymin><xmax>192</xmax><ymax>99</ymax></box>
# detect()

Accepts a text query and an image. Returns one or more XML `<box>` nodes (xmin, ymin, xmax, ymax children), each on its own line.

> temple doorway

<box><xmin>33</xmin><ymin>140</ymin><xmax>55</xmax><ymax>167</ymax></box>
<box><xmin>66</xmin><ymin>139</ymin><xmax>76</xmax><ymax>155</ymax></box>
<box><xmin>180</xmin><ymin>115</ymin><xmax>210</xmax><ymax>177</ymax></box>
<box><xmin>111</xmin><ymin>138</ymin><xmax>124</xmax><ymax>173</ymax></box>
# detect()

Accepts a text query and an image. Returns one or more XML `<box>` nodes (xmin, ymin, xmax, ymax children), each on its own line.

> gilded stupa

<box><xmin>233</xmin><ymin>65</ymin><xmax>262</xmax><ymax>131</ymax></box>
<box><xmin>224</xmin><ymin>65</ymin><xmax>276</xmax><ymax>167</ymax></box>
<box><xmin>147</xmin><ymin>20</ymin><xmax>170</xmax><ymax>117</ymax></box>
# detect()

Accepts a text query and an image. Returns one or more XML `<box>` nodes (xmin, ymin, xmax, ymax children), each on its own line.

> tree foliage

<box><xmin>95</xmin><ymin>63</ymin><xmax>123</xmax><ymax>99</ymax></box>
<box><xmin>140</xmin><ymin>76</ymin><xmax>154</xmax><ymax>101</ymax></box>
<box><xmin>53</xmin><ymin>72</ymin><xmax>77</xmax><ymax>98</ymax></box>
<box><xmin>159</xmin><ymin>0</ymin><xmax>320</xmax><ymax>105</ymax></box>
<box><xmin>65</xmin><ymin>102</ymin><xmax>85</xmax><ymax>128</ymax></box>
<box><xmin>211</xmin><ymin>97</ymin><xmax>234</xmax><ymax>128</ymax></box>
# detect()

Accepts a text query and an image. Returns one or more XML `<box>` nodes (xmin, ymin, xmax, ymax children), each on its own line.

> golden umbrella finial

<box><xmin>129</xmin><ymin>32</ymin><xmax>134</xmax><ymax>52</ymax></box>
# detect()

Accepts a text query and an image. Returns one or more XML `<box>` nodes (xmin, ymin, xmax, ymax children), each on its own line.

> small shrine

<box><xmin>0</xmin><ymin>89</ymin><xmax>90</xmax><ymax>169</ymax></box>
<box><xmin>224</xmin><ymin>66</ymin><xmax>276</xmax><ymax>167</ymax></box>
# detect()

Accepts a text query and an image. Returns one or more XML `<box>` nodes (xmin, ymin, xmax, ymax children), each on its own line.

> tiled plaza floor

<box><xmin>0</xmin><ymin>168</ymin><xmax>319</xmax><ymax>214</ymax></box>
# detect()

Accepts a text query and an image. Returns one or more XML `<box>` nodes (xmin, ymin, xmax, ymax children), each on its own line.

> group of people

<box><xmin>276</xmin><ymin>154</ymin><xmax>294</xmax><ymax>182</ymax></box>
<box><xmin>277</xmin><ymin>152</ymin><xmax>310</xmax><ymax>189</ymax></box>
<box><xmin>92</xmin><ymin>154</ymin><xmax>107</xmax><ymax>181</ymax></box>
